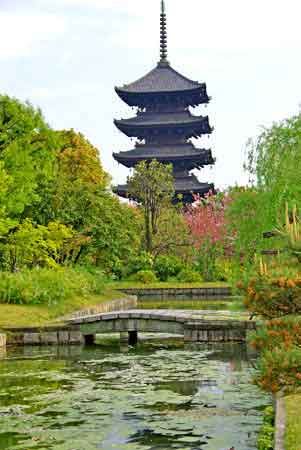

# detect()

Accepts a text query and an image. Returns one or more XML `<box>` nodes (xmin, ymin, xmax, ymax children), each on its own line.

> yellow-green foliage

<box><xmin>278</xmin><ymin>203</ymin><xmax>301</xmax><ymax>261</ymax></box>
<box><xmin>131</xmin><ymin>270</ymin><xmax>157</xmax><ymax>284</ymax></box>
<box><xmin>285</xmin><ymin>394</ymin><xmax>301</xmax><ymax>450</ymax></box>
<box><xmin>0</xmin><ymin>268</ymin><xmax>106</xmax><ymax>306</ymax></box>
<box><xmin>257</xmin><ymin>406</ymin><xmax>274</xmax><ymax>450</ymax></box>
<box><xmin>0</xmin><ymin>290</ymin><xmax>123</xmax><ymax>328</ymax></box>
<box><xmin>1</xmin><ymin>220</ymin><xmax>73</xmax><ymax>271</ymax></box>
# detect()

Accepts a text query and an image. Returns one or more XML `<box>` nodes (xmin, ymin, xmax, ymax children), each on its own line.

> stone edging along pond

<box><xmin>117</xmin><ymin>286</ymin><xmax>232</xmax><ymax>299</ymax></box>
<box><xmin>2</xmin><ymin>295</ymin><xmax>137</xmax><ymax>348</ymax></box>
<box><xmin>64</xmin><ymin>295</ymin><xmax>137</xmax><ymax>320</ymax></box>
<box><xmin>275</xmin><ymin>395</ymin><xmax>286</xmax><ymax>450</ymax></box>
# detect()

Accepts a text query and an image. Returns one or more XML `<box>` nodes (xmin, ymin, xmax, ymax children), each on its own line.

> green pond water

<box><xmin>0</xmin><ymin>340</ymin><xmax>270</xmax><ymax>450</ymax></box>
<box><xmin>138</xmin><ymin>298</ymin><xmax>244</xmax><ymax>312</ymax></box>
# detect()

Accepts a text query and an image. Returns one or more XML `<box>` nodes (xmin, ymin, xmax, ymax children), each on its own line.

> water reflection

<box><xmin>0</xmin><ymin>347</ymin><xmax>6</xmax><ymax>360</ymax></box>
<box><xmin>0</xmin><ymin>341</ymin><xmax>270</xmax><ymax>450</ymax></box>
<box><xmin>138</xmin><ymin>297</ymin><xmax>244</xmax><ymax>312</ymax></box>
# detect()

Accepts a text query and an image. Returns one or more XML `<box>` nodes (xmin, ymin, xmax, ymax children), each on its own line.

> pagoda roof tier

<box><xmin>113</xmin><ymin>144</ymin><xmax>214</xmax><ymax>169</ymax></box>
<box><xmin>173</xmin><ymin>173</ymin><xmax>214</xmax><ymax>194</ymax></box>
<box><xmin>115</xmin><ymin>62</ymin><xmax>210</xmax><ymax>107</ymax></box>
<box><xmin>115</xmin><ymin>174</ymin><xmax>214</xmax><ymax>203</ymax></box>
<box><xmin>114</xmin><ymin>111</ymin><xmax>213</xmax><ymax>139</ymax></box>
<box><xmin>116</xmin><ymin>89</ymin><xmax>209</xmax><ymax>109</ymax></box>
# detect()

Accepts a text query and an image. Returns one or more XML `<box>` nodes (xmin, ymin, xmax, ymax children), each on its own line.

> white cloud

<box><xmin>37</xmin><ymin>0</ymin><xmax>301</xmax><ymax>51</ymax></box>
<box><xmin>38</xmin><ymin>0</ymin><xmax>141</xmax><ymax>12</ymax></box>
<box><xmin>0</xmin><ymin>12</ymin><xmax>65</xmax><ymax>60</ymax></box>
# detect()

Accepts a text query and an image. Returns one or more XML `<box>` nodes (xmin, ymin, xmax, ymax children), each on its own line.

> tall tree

<box><xmin>0</xmin><ymin>95</ymin><xmax>58</xmax><ymax>219</ymax></box>
<box><xmin>245</xmin><ymin>114</ymin><xmax>301</xmax><ymax>226</ymax></box>
<box><xmin>49</xmin><ymin>129</ymin><xmax>109</xmax><ymax>228</ymax></box>
<box><xmin>224</xmin><ymin>115</ymin><xmax>301</xmax><ymax>261</ymax></box>
<box><xmin>48</xmin><ymin>130</ymin><xmax>141</xmax><ymax>269</ymax></box>
<box><xmin>128</xmin><ymin>160</ymin><xmax>174</xmax><ymax>252</ymax></box>
<box><xmin>0</xmin><ymin>95</ymin><xmax>142</xmax><ymax>272</ymax></box>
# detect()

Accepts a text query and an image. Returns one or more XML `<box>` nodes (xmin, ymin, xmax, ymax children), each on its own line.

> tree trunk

<box><xmin>145</xmin><ymin>209</ymin><xmax>152</xmax><ymax>252</ymax></box>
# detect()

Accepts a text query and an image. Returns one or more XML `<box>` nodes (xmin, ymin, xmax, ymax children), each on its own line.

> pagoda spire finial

<box><xmin>160</xmin><ymin>0</ymin><xmax>168</xmax><ymax>63</ymax></box>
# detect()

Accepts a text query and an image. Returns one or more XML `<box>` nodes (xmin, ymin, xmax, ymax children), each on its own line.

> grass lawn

<box><xmin>0</xmin><ymin>280</ymin><xmax>231</xmax><ymax>330</ymax></box>
<box><xmin>284</xmin><ymin>394</ymin><xmax>301</xmax><ymax>450</ymax></box>
<box><xmin>0</xmin><ymin>289</ymin><xmax>124</xmax><ymax>329</ymax></box>
<box><xmin>110</xmin><ymin>281</ymin><xmax>230</xmax><ymax>289</ymax></box>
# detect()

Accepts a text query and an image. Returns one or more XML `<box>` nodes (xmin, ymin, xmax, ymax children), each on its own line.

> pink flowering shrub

<box><xmin>184</xmin><ymin>191</ymin><xmax>232</xmax><ymax>280</ymax></box>
<box><xmin>185</xmin><ymin>191</ymin><xmax>231</xmax><ymax>248</ymax></box>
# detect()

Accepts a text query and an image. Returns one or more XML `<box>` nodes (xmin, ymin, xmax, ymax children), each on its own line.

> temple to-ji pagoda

<box><xmin>113</xmin><ymin>0</ymin><xmax>215</xmax><ymax>203</ymax></box>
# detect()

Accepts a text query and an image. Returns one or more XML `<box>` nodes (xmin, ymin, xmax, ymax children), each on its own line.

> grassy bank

<box><xmin>110</xmin><ymin>281</ymin><xmax>230</xmax><ymax>289</ymax></box>
<box><xmin>0</xmin><ymin>268</ymin><xmax>126</xmax><ymax>329</ymax></box>
<box><xmin>284</xmin><ymin>394</ymin><xmax>301</xmax><ymax>450</ymax></box>
<box><xmin>0</xmin><ymin>275</ymin><xmax>231</xmax><ymax>329</ymax></box>
<box><xmin>0</xmin><ymin>290</ymin><xmax>124</xmax><ymax>329</ymax></box>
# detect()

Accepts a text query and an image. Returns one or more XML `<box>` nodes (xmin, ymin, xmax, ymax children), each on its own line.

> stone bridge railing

<box><xmin>67</xmin><ymin>310</ymin><xmax>256</xmax><ymax>345</ymax></box>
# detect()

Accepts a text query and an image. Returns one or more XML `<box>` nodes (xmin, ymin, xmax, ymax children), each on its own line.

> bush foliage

<box><xmin>240</xmin><ymin>272</ymin><xmax>301</xmax><ymax>319</ymax></box>
<box><xmin>248</xmin><ymin>316</ymin><xmax>301</xmax><ymax>393</ymax></box>
<box><xmin>257</xmin><ymin>406</ymin><xmax>275</xmax><ymax>450</ymax></box>
<box><xmin>131</xmin><ymin>270</ymin><xmax>157</xmax><ymax>284</ymax></box>
<box><xmin>0</xmin><ymin>268</ymin><xmax>106</xmax><ymax>306</ymax></box>
<box><xmin>154</xmin><ymin>255</ymin><xmax>183</xmax><ymax>281</ymax></box>
<box><xmin>177</xmin><ymin>268</ymin><xmax>201</xmax><ymax>283</ymax></box>
<box><xmin>255</xmin><ymin>345</ymin><xmax>301</xmax><ymax>394</ymax></box>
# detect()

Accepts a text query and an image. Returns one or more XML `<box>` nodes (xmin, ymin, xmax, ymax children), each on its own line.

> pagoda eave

<box><xmin>114</xmin><ymin>180</ymin><xmax>215</xmax><ymax>203</ymax></box>
<box><xmin>113</xmin><ymin>150</ymin><xmax>214</xmax><ymax>169</ymax></box>
<box><xmin>115</xmin><ymin>86</ymin><xmax>210</xmax><ymax>108</ymax></box>
<box><xmin>114</xmin><ymin>119</ymin><xmax>213</xmax><ymax>139</ymax></box>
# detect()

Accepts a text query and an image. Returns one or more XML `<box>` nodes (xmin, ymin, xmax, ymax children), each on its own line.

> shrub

<box><xmin>195</xmin><ymin>240</ymin><xmax>224</xmax><ymax>282</ymax></box>
<box><xmin>125</xmin><ymin>252</ymin><xmax>153</xmax><ymax>278</ymax></box>
<box><xmin>131</xmin><ymin>270</ymin><xmax>157</xmax><ymax>284</ymax></box>
<box><xmin>257</xmin><ymin>406</ymin><xmax>275</xmax><ymax>450</ymax></box>
<box><xmin>255</xmin><ymin>345</ymin><xmax>301</xmax><ymax>394</ymax></box>
<box><xmin>249</xmin><ymin>316</ymin><xmax>301</xmax><ymax>352</ymax></box>
<box><xmin>214</xmin><ymin>258</ymin><xmax>233</xmax><ymax>282</ymax></box>
<box><xmin>177</xmin><ymin>268</ymin><xmax>201</xmax><ymax>283</ymax></box>
<box><xmin>248</xmin><ymin>316</ymin><xmax>301</xmax><ymax>393</ymax></box>
<box><xmin>0</xmin><ymin>267</ymin><xmax>107</xmax><ymax>306</ymax></box>
<box><xmin>154</xmin><ymin>255</ymin><xmax>183</xmax><ymax>281</ymax></box>
<box><xmin>238</xmin><ymin>270</ymin><xmax>301</xmax><ymax>319</ymax></box>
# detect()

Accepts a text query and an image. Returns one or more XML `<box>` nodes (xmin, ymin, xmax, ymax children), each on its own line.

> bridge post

<box><xmin>84</xmin><ymin>334</ymin><xmax>95</xmax><ymax>345</ymax></box>
<box><xmin>120</xmin><ymin>331</ymin><xmax>138</xmax><ymax>346</ymax></box>
<box><xmin>128</xmin><ymin>331</ymin><xmax>138</xmax><ymax>346</ymax></box>
<box><xmin>120</xmin><ymin>332</ymin><xmax>128</xmax><ymax>344</ymax></box>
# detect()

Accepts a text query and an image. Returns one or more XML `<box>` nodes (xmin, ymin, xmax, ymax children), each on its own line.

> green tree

<box><xmin>40</xmin><ymin>129</ymin><xmax>109</xmax><ymax>227</ymax></box>
<box><xmin>0</xmin><ymin>219</ymin><xmax>73</xmax><ymax>272</ymax></box>
<box><xmin>245</xmin><ymin>114</ymin><xmax>301</xmax><ymax>227</ymax></box>
<box><xmin>128</xmin><ymin>160</ymin><xmax>174</xmax><ymax>252</ymax></box>
<box><xmin>226</xmin><ymin>114</ymin><xmax>301</xmax><ymax>262</ymax></box>
<box><xmin>152</xmin><ymin>207</ymin><xmax>191</xmax><ymax>259</ymax></box>
<box><xmin>46</xmin><ymin>130</ymin><xmax>141</xmax><ymax>269</ymax></box>
<box><xmin>0</xmin><ymin>95</ymin><xmax>142</xmax><ymax>273</ymax></box>
<box><xmin>0</xmin><ymin>95</ymin><xmax>58</xmax><ymax>219</ymax></box>
<box><xmin>90</xmin><ymin>193</ymin><xmax>142</xmax><ymax>275</ymax></box>
<box><xmin>226</xmin><ymin>187</ymin><xmax>270</xmax><ymax>260</ymax></box>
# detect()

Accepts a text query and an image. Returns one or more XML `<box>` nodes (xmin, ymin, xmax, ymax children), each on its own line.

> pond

<box><xmin>138</xmin><ymin>297</ymin><xmax>245</xmax><ymax>313</ymax></box>
<box><xmin>0</xmin><ymin>339</ymin><xmax>270</xmax><ymax>450</ymax></box>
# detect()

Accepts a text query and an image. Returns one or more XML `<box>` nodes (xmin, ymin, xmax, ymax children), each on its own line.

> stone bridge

<box><xmin>67</xmin><ymin>310</ymin><xmax>256</xmax><ymax>345</ymax></box>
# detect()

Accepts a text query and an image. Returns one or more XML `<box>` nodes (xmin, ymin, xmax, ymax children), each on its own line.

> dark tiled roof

<box><xmin>173</xmin><ymin>174</ymin><xmax>214</xmax><ymax>193</ymax></box>
<box><xmin>115</xmin><ymin>175</ymin><xmax>214</xmax><ymax>197</ymax></box>
<box><xmin>115</xmin><ymin>111</ymin><xmax>210</xmax><ymax>127</ymax></box>
<box><xmin>113</xmin><ymin>144</ymin><xmax>213</xmax><ymax>160</ymax></box>
<box><xmin>116</xmin><ymin>62</ymin><xmax>203</xmax><ymax>94</ymax></box>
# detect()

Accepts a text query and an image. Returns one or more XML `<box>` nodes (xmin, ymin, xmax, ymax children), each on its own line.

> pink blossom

<box><xmin>184</xmin><ymin>191</ymin><xmax>231</xmax><ymax>250</ymax></box>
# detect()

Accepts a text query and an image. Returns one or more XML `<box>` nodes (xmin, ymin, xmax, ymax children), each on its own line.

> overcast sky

<box><xmin>1</xmin><ymin>0</ymin><xmax>301</xmax><ymax>189</ymax></box>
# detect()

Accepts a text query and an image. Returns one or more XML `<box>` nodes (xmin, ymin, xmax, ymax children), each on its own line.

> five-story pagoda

<box><xmin>113</xmin><ymin>0</ymin><xmax>215</xmax><ymax>203</ymax></box>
